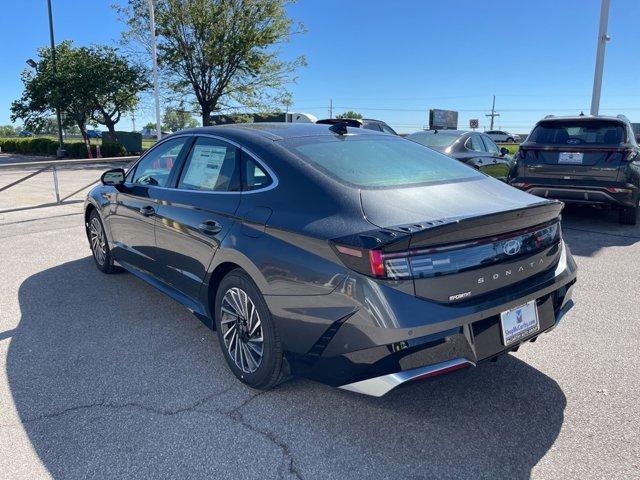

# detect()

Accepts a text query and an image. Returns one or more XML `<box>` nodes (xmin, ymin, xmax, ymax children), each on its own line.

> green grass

<box><xmin>499</xmin><ymin>144</ymin><xmax>520</xmax><ymax>155</ymax></box>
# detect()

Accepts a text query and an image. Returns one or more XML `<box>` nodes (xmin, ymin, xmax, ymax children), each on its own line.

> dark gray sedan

<box><xmin>407</xmin><ymin>130</ymin><xmax>514</xmax><ymax>181</ymax></box>
<box><xmin>85</xmin><ymin>123</ymin><xmax>576</xmax><ymax>396</ymax></box>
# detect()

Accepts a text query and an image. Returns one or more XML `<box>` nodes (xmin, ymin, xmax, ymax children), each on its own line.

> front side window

<box><xmin>178</xmin><ymin>137</ymin><xmax>239</xmax><ymax>192</ymax></box>
<box><xmin>284</xmin><ymin>135</ymin><xmax>481</xmax><ymax>188</ymax></box>
<box><xmin>380</xmin><ymin>124</ymin><xmax>397</xmax><ymax>135</ymax></box>
<box><xmin>482</xmin><ymin>135</ymin><xmax>500</xmax><ymax>154</ymax></box>
<box><xmin>363</xmin><ymin>123</ymin><xmax>382</xmax><ymax>132</ymax></box>
<box><xmin>130</xmin><ymin>138</ymin><xmax>187</xmax><ymax>187</ymax></box>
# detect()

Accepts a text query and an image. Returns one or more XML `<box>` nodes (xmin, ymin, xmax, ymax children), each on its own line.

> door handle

<box><xmin>140</xmin><ymin>205</ymin><xmax>156</xmax><ymax>217</ymax></box>
<box><xmin>198</xmin><ymin>220</ymin><xmax>222</xmax><ymax>235</ymax></box>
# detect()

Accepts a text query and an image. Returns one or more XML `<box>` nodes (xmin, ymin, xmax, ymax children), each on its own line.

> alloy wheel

<box><xmin>220</xmin><ymin>287</ymin><xmax>264</xmax><ymax>374</ymax></box>
<box><xmin>90</xmin><ymin>217</ymin><xmax>107</xmax><ymax>266</ymax></box>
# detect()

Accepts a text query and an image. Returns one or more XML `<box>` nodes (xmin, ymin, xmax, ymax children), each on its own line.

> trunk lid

<box><xmin>520</xmin><ymin>146</ymin><xmax>626</xmax><ymax>181</ymax></box>
<box><xmin>359</xmin><ymin>178</ymin><xmax>563</xmax><ymax>302</ymax></box>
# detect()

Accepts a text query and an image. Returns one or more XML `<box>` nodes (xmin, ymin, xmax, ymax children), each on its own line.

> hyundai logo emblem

<box><xmin>504</xmin><ymin>239</ymin><xmax>522</xmax><ymax>256</ymax></box>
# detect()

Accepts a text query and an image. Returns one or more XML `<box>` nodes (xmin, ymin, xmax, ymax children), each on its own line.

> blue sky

<box><xmin>1</xmin><ymin>0</ymin><xmax>639</xmax><ymax>133</ymax></box>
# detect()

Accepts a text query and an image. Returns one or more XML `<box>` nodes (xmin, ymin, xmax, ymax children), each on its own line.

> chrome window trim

<box><xmin>124</xmin><ymin>132</ymin><xmax>279</xmax><ymax>195</ymax></box>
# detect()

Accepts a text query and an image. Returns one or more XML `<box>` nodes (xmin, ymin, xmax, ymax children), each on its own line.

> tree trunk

<box><xmin>201</xmin><ymin>104</ymin><xmax>211</xmax><ymax>126</ymax></box>
<box><xmin>104</xmin><ymin>117</ymin><xmax>117</xmax><ymax>141</ymax></box>
<box><xmin>78</xmin><ymin>122</ymin><xmax>92</xmax><ymax>159</ymax></box>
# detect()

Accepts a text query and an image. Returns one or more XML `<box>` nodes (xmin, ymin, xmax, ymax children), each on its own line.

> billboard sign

<box><xmin>429</xmin><ymin>109</ymin><xmax>458</xmax><ymax>130</ymax></box>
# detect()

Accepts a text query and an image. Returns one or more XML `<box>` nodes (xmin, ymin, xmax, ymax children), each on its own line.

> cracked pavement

<box><xmin>1</xmin><ymin>165</ymin><xmax>639</xmax><ymax>479</ymax></box>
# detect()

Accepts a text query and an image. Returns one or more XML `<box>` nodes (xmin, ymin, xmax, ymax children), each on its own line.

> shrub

<box><xmin>63</xmin><ymin>142</ymin><xmax>96</xmax><ymax>159</ymax></box>
<box><xmin>100</xmin><ymin>141</ymin><xmax>127</xmax><ymax>157</ymax></box>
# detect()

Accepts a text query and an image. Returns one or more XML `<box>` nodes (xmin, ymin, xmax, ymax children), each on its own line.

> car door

<box><xmin>107</xmin><ymin>137</ymin><xmax>190</xmax><ymax>276</ymax></box>
<box><xmin>461</xmin><ymin>134</ymin><xmax>492</xmax><ymax>172</ymax></box>
<box><xmin>481</xmin><ymin>134</ymin><xmax>512</xmax><ymax>180</ymax></box>
<box><xmin>153</xmin><ymin>136</ymin><xmax>242</xmax><ymax>302</ymax></box>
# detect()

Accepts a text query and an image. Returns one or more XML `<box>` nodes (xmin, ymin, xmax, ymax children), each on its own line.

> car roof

<box><xmin>408</xmin><ymin>129</ymin><xmax>471</xmax><ymax>136</ymax></box>
<box><xmin>175</xmin><ymin>122</ymin><xmax>388</xmax><ymax>142</ymax></box>
<box><xmin>537</xmin><ymin>115</ymin><xmax>628</xmax><ymax>124</ymax></box>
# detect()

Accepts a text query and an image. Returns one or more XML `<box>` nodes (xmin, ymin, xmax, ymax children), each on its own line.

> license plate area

<box><xmin>500</xmin><ymin>300</ymin><xmax>540</xmax><ymax>346</ymax></box>
<box><xmin>558</xmin><ymin>152</ymin><xmax>584</xmax><ymax>164</ymax></box>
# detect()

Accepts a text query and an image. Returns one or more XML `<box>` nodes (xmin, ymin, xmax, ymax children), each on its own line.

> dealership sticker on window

<box><xmin>183</xmin><ymin>146</ymin><xmax>228</xmax><ymax>189</ymax></box>
<box><xmin>558</xmin><ymin>152</ymin><xmax>584</xmax><ymax>164</ymax></box>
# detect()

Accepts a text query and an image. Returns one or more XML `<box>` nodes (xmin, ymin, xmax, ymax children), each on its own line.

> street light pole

<box><xmin>148</xmin><ymin>0</ymin><xmax>162</xmax><ymax>141</ymax></box>
<box><xmin>590</xmin><ymin>0</ymin><xmax>611</xmax><ymax>116</ymax></box>
<box><xmin>47</xmin><ymin>0</ymin><xmax>65</xmax><ymax>157</ymax></box>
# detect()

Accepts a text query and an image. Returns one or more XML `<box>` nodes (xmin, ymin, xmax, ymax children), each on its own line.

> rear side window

<box><xmin>363</xmin><ymin>123</ymin><xmax>382</xmax><ymax>132</ymax></box>
<box><xmin>529</xmin><ymin>120</ymin><xmax>626</xmax><ymax>145</ymax></box>
<box><xmin>466</xmin><ymin>135</ymin><xmax>486</xmax><ymax>152</ymax></box>
<box><xmin>242</xmin><ymin>156</ymin><xmax>272</xmax><ymax>191</ymax></box>
<box><xmin>178</xmin><ymin>137</ymin><xmax>239</xmax><ymax>192</ymax></box>
<box><xmin>284</xmin><ymin>135</ymin><xmax>481</xmax><ymax>188</ymax></box>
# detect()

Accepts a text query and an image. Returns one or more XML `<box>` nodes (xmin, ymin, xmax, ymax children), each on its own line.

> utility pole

<box><xmin>131</xmin><ymin>112</ymin><xmax>136</xmax><ymax>132</ymax></box>
<box><xmin>148</xmin><ymin>0</ymin><xmax>162</xmax><ymax>141</ymax></box>
<box><xmin>329</xmin><ymin>98</ymin><xmax>333</xmax><ymax>119</ymax></box>
<box><xmin>590</xmin><ymin>0</ymin><xmax>611</xmax><ymax>116</ymax></box>
<box><xmin>485</xmin><ymin>95</ymin><xmax>500</xmax><ymax>130</ymax></box>
<box><xmin>47</xmin><ymin>0</ymin><xmax>65</xmax><ymax>157</ymax></box>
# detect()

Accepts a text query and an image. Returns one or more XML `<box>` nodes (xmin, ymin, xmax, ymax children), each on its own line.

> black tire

<box><xmin>88</xmin><ymin>209</ymin><xmax>117</xmax><ymax>273</ymax></box>
<box><xmin>506</xmin><ymin>137</ymin><xmax>515</xmax><ymax>143</ymax></box>
<box><xmin>618</xmin><ymin>204</ymin><xmax>638</xmax><ymax>225</ymax></box>
<box><xmin>214</xmin><ymin>269</ymin><xmax>285</xmax><ymax>390</ymax></box>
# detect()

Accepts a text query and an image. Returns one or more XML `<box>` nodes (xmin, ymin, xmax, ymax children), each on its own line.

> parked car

<box><xmin>407</xmin><ymin>129</ymin><xmax>514</xmax><ymax>181</ymax></box>
<box><xmin>19</xmin><ymin>130</ymin><xmax>34</xmax><ymax>137</ymax></box>
<box><xmin>485</xmin><ymin>130</ymin><xmax>521</xmax><ymax>143</ymax></box>
<box><xmin>510</xmin><ymin>115</ymin><xmax>640</xmax><ymax>225</ymax></box>
<box><xmin>140</xmin><ymin>128</ymin><xmax>172</xmax><ymax>138</ymax></box>
<box><xmin>316</xmin><ymin>117</ymin><xmax>398</xmax><ymax>135</ymax></box>
<box><xmin>86</xmin><ymin>129</ymin><xmax>102</xmax><ymax>139</ymax></box>
<box><xmin>86</xmin><ymin>123</ymin><xmax>576</xmax><ymax>396</ymax></box>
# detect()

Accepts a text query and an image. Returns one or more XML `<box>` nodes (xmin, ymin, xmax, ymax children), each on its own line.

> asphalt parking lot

<box><xmin>1</xmin><ymin>162</ymin><xmax>639</xmax><ymax>479</ymax></box>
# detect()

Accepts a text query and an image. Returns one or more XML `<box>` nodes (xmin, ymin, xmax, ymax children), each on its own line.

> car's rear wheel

<box><xmin>619</xmin><ymin>203</ymin><xmax>638</xmax><ymax>225</ymax></box>
<box><xmin>215</xmin><ymin>269</ymin><xmax>285</xmax><ymax>390</ymax></box>
<box><xmin>88</xmin><ymin>210</ymin><xmax>116</xmax><ymax>273</ymax></box>
<box><xmin>506</xmin><ymin>137</ymin><xmax>515</xmax><ymax>143</ymax></box>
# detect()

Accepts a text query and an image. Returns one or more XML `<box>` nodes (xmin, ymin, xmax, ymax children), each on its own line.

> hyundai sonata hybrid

<box><xmin>85</xmin><ymin>123</ymin><xmax>576</xmax><ymax>396</ymax></box>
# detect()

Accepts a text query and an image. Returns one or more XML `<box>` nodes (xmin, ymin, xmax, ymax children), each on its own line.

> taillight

<box><xmin>511</xmin><ymin>182</ymin><xmax>531</xmax><ymax>190</ymax></box>
<box><xmin>331</xmin><ymin>220</ymin><xmax>560</xmax><ymax>281</ymax></box>
<box><xmin>368</xmin><ymin>250</ymin><xmax>386</xmax><ymax>277</ymax></box>
<box><xmin>605</xmin><ymin>187</ymin><xmax>633</xmax><ymax>194</ymax></box>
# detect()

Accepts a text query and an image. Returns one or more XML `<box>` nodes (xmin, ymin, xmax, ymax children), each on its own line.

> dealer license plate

<box><xmin>558</xmin><ymin>152</ymin><xmax>584</xmax><ymax>164</ymax></box>
<box><xmin>500</xmin><ymin>300</ymin><xmax>540</xmax><ymax>346</ymax></box>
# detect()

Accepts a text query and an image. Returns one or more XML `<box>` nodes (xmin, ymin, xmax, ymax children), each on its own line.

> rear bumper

<box><xmin>269</xmin><ymin>241</ymin><xmax>577</xmax><ymax>395</ymax></box>
<box><xmin>511</xmin><ymin>178</ymin><xmax>638</xmax><ymax>207</ymax></box>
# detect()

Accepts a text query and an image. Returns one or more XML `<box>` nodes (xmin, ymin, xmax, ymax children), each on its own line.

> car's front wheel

<box><xmin>88</xmin><ymin>209</ymin><xmax>117</xmax><ymax>273</ymax></box>
<box><xmin>215</xmin><ymin>269</ymin><xmax>286</xmax><ymax>390</ymax></box>
<box><xmin>506</xmin><ymin>137</ymin><xmax>515</xmax><ymax>143</ymax></box>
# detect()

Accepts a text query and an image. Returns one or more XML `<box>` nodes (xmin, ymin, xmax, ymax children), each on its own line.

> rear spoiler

<box><xmin>333</xmin><ymin>201</ymin><xmax>563</xmax><ymax>254</ymax></box>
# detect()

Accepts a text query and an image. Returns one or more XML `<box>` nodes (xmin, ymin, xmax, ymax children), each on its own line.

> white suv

<box><xmin>485</xmin><ymin>130</ymin><xmax>521</xmax><ymax>143</ymax></box>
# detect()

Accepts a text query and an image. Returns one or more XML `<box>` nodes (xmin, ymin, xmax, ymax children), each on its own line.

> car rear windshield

<box><xmin>528</xmin><ymin>120</ymin><xmax>626</xmax><ymax>146</ymax></box>
<box><xmin>407</xmin><ymin>132</ymin><xmax>458</xmax><ymax>148</ymax></box>
<box><xmin>283</xmin><ymin>134</ymin><xmax>481</xmax><ymax>188</ymax></box>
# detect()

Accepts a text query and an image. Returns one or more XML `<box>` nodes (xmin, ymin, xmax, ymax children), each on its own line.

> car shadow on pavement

<box><xmin>561</xmin><ymin>205</ymin><xmax>640</xmax><ymax>257</ymax></box>
<box><xmin>8</xmin><ymin>257</ymin><xmax>566</xmax><ymax>479</ymax></box>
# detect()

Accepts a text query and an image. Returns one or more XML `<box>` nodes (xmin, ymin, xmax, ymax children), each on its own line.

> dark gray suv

<box><xmin>511</xmin><ymin>115</ymin><xmax>640</xmax><ymax>224</ymax></box>
<box><xmin>86</xmin><ymin>123</ymin><xmax>576</xmax><ymax>396</ymax></box>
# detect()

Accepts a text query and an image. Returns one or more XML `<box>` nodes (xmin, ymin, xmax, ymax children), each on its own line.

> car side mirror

<box><xmin>101</xmin><ymin>168</ymin><xmax>125</xmax><ymax>186</ymax></box>
<box><xmin>500</xmin><ymin>147</ymin><xmax>509</xmax><ymax>156</ymax></box>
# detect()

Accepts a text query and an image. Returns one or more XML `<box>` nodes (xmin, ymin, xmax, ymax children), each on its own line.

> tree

<box><xmin>83</xmin><ymin>45</ymin><xmax>150</xmax><ymax>138</ymax></box>
<box><xmin>162</xmin><ymin>106</ymin><xmax>198</xmax><ymax>132</ymax></box>
<box><xmin>11</xmin><ymin>41</ymin><xmax>92</xmax><ymax>142</ymax></box>
<box><xmin>117</xmin><ymin>0</ymin><xmax>305</xmax><ymax>126</ymax></box>
<box><xmin>143</xmin><ymin>122</ymin><xmax>157</xmax><ymax>130</ymax></box>
<box><xmin>336</xmin><ymin>111</ymin><xmax>363</xmax><ymax>120</ymax></box>
<box><xmin>0</xmin><ymin>125</ymin><xmax>19</xmax><ymax>137</ymax></box>
<box><xmin>11</xmin><ymin>41</ymin><xmax>149</xmax><ymax>143</ymax></box>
